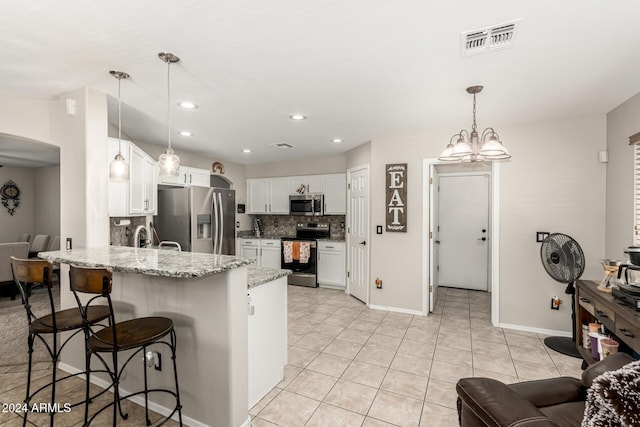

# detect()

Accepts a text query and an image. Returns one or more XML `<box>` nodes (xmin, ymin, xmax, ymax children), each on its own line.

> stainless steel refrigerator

<box><xmin>153</xmin><ymin>187</ymin><xmax>236</xmax><ymax>254</ymax></box>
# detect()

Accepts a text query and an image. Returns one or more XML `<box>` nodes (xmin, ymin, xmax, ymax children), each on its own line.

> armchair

<box><xmin>456</xmin><ymin>352</ymin><xmax>636</xmax><ymax>426</ymax></box>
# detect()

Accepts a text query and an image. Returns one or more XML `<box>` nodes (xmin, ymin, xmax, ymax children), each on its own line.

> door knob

<box><xmin>482</xmin><ymin>229</ymin><xmax>487</xmax><ymax>233</ymax></box>
<box><xmin>359</xmin><ymin>240</ymin><xmax>367</xmax><ymax>246</ymax></box>
<box><xmin>478</xmin><ymin>237</ymin><xmax>487</xmax><ymax>241</ymax></box>
<box><xmin>435</xmin><ymin>240</ymin><xmax>441</xmax><ymax>244</ymax></box>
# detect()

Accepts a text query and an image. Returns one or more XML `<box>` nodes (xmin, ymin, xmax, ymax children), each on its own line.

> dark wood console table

<box><xmin>576</xmin><ymin>280</ymin><xmax>640</xmax><ymax>364</ymax></box>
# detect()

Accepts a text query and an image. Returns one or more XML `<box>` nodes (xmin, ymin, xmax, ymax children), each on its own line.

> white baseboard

<box><xmin>58</xmin><ymin>362</ymin><xmax>205</xmax><ymax>427</ymax></box>
<box><xmin>242</xmin><ymin>416</ymin><xmax>252</xmax><ymax>427</ymax></box>
<box><xmin>368</xmin><ymin>304</ymin><xmax>426</xmax><ymax>316</ymax></box>
<box><xmin>498</xmin><ymin>323</ymin><xmax>572</xmax><ymax>338</ymax></box>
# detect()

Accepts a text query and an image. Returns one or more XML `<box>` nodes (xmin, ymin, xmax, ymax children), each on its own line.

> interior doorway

<box><xmin>423</xmin><ymin>159</ymin><xmax>501</xmax><ymax>324</ymax></box>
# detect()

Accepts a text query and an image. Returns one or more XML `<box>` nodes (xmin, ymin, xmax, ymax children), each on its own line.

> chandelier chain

<box><xmin>117</xmin><ymin>75</ymin><xmax>122</xmax><ymax>150</ymax></box>
<box><xmin>472</xmin><ymin>92</ymin><xmax>477</xmax><ymax>132</ymax></box>
<box><xmin>167</xmin><ymin>59</ymin><xmax>172</xmax><ymax>150</ymax></box>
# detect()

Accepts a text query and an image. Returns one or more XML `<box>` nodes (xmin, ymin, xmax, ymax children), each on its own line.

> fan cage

<box><xmin>540</xmin><ymin>233</ymin><xmax>585</xmax><ymax>283</ymax></box>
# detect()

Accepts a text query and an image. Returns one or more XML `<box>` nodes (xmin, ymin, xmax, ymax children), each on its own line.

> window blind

<box><xmin>635</xmin><ymin>143</ymin><xmax>640</xmax><ymax>245</ymax></box>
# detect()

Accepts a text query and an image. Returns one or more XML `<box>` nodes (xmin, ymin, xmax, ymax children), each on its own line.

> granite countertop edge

<box><xmin>247</xmin><ymin>266</ymin><xmax>292</xmax><ymax>289</ymax></box>
<box><xmin>38</xmin><ymin>247</ymin><xmax>256</xmax><ymax>278</ymax></box>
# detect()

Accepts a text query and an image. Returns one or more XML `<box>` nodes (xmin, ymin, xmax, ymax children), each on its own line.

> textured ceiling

<box><xmin>1</xmin><ymin>1</ymin><xmax>640</xmax><ymax>166</ymax></box>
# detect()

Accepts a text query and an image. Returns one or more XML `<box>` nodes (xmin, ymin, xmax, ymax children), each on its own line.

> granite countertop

<box><xmin>38</xmin><ymin>246</ymin><xmax>255</xmax><ymax>278</ymax></box>
<box><xmin>247</xmin><ymin>266</ymin><xmax>291</xmax><ymax>289</ymax></box>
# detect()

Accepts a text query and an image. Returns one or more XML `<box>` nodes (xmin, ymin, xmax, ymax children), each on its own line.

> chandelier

<box><xmin>108</xmin><ymin>70</ymin><xmax>130</xmax><ymax>181</ymax></box>
<box><xmin>158</xmin><ymin>52</ymin><xmax>181</xmax><ymax>177</ymax></box>
<box><xmin>438</xmin><ymin>85</ymin><xmax>511</xmax><ymax>162</ymax></box>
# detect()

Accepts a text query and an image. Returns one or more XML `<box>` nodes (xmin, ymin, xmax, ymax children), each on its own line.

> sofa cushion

<box><xmin>539</xmin><ymin>401</ymin><xmax>585</xmax><ymax>427</ymax></box>
<box><xmin>583</xmin><ymin>360</ymin><xmax>640</xmax><ymax>426</ymax></box>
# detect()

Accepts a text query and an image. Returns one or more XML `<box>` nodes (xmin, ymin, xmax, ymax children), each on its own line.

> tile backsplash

<box><xmin>251</xmin><ymin>215</ymin><xmax>346</xmax><ymax>240</ymax></box>
<box><xmin>110</xmin><ymin>216</ymin><xmax>147</xmax><ymax>246</ymax></box>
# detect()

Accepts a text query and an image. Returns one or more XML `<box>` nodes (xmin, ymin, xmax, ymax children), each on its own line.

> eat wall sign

<box><xmin>385</xmin><ymin>163</ymin><xmax>407</xmax><ymax>232</ymax></box>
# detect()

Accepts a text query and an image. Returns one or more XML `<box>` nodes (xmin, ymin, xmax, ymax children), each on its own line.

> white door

<box><xmin>438</xmin><ymin>174</ymin><xmax>489</xmax><ymax>291</ymax></box>
<box><xmin>347</xmin><ymin>166</ymin><xmax>369</xmax><ymax>303</ymax></box>
<box><xmin>428</xmin><ymin>165</ymin><xmax>440</xmax><ymax>312</ymax></box>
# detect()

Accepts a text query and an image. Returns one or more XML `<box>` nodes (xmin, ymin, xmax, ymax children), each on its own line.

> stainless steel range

<box><xmin>281</xmin><ymin>223</ymin><xmax>330</xmax><ymax>287</ymax></box>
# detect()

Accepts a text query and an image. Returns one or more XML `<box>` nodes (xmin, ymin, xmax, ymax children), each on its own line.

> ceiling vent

<box><xmin>461</xmin><ymin>19</ymin><xmax>520</xmax><ymax>57</ymax></box>
<box><xmin>270</xmin><ymin>142</ymin><xmax>295</xmax><ymax>149</ymax></box>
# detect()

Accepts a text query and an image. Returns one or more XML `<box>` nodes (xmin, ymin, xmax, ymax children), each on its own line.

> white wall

<box><xmin>370</xmin><ymin>115</ymin><xmax>607</xmax><ymax>333</ymax></box>
<box><xmin>0</xmin><ymin>167</ymin><xmax>34</xmax><ymax>242</ymax></box>
<box><xmin>245</xmin><ymin>154</ymin><xmax>346</xmax><ymax>178</ymax></box>
<box><xmin>346</xmin><ymin>142</ymin><xmax>371</xmax><ymax>169</ymax></box>
<box><xmin>605</xmin><ymin>92</ymin><xmax>640</xmax><ymax>260</ymax></box>
<box><xmin>33</xmin><ymin>166</ymin><xmax>60</xmax><ymax>239</ymax></box>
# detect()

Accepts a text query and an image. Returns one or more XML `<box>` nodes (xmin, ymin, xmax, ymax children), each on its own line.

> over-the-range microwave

<box><xmin>289</xmin><ymin>194</ymin><xmax>324</xmax><ymax>216</ymax></box>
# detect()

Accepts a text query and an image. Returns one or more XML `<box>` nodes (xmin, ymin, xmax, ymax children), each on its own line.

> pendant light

<box><xmin>158</xmin><ymin>52</ymin><xmax>181</xmax><ymax>177</ymax></box>
<box><xmin>108</xmin><ymin>70</ymin><xmax>130</xmax><ymax>181</ymax></box>
<box><xmin>438</xmin><ymin>85</ymin><xmax>511</xmax><ymax>162</ymax></box>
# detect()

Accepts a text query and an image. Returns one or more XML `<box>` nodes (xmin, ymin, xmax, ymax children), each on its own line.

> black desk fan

<box><xmin>540</xmin><ymin>233</ymin><xmax>585</xmax><ymax>358</ymax></box>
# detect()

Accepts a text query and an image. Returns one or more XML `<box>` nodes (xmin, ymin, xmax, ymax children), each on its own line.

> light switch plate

<box><xmin>536</xmin><ymin>232</ymin><xmax>550</xmax><ymax>243</ymax></box>
<box><xmin>376</xmin><ymin>226</ymin><xmax>383</xmax><ymax>235</ymax></box>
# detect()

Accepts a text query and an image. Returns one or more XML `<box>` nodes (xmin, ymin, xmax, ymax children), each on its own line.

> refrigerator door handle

<box><xmin>217</xmin><ymin>192</ymin><xmax>224</xmax><ymax>255</ymax></box>
<box><xmin>212</xmin><ymin>191</ymin><xmax>219</xmax><ymax>254</ymax></box>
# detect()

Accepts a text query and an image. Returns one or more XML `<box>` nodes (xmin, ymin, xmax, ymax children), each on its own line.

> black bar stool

<box><xmin>68</xmin><ymin>265</ymin><xmax>183</xmax><ymax>426</ymax></box>
<box><xmin>10</xmin><ymin>257</ymin><xmax>111</xmax><ymax>427</ymax></box>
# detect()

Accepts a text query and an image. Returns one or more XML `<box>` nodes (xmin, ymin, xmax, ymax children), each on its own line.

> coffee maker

<box><xmin>613</xmin><ymin>246</ymin><xmax>640</xmax><ymax>310</ymax></box>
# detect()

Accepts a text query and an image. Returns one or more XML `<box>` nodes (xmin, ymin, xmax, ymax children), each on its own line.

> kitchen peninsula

<box><xmin>39</xmin><ymin>246</ymin><xmax>289</xmax><ymax>427</ymax></box>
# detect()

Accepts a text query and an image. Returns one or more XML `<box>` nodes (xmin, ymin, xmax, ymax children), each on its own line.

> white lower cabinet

<box><xmin>317</xmin><ymin>241</ymin><xmax>346</xmax><ymax>287</ymax></box>
<box><xmin>238</xmin><ymin>238</ymin><xmax>281</xmax><ymax>268</ymax></box>
<box><xmin>260</xmin><ymin>240</ymin><xmax>282</xmax><ymax>269</ymax></box>
<box><xmin>248</xmin><ymin>276</ymin><xmax>287</xmax><ymax>408</ymax></box>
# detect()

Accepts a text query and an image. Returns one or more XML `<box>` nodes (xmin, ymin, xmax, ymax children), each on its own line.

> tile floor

<box><xmin>249</xmin><ymin>285</ymin><xmax>584</xmax><ymax>427</ymax></box>
<box><xmin>0</xmin><ymin>285</ymin><xmax>583</xmax><ymax>427</ymax></box>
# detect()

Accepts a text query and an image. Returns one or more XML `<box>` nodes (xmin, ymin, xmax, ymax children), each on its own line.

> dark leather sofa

<box><xmin>456</xmin><ymin>352</ymin><xmax>635</xmax><ymax>426</ymax></box>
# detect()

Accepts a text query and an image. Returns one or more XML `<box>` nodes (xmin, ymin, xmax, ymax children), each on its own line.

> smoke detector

<box><xmin>461</xmin><ymin>19</ymin><xmax>521</xmax><ymax>57</ymax></box>
<box><xmin>270</xmin><ymin>142</ymin><xmax>295</xmax><ymax>149</ymax></box>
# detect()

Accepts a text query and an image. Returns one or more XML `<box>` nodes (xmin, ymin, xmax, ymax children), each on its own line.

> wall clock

<box><xmin>1</xmin><ymin>180</ymin><xmax>21</xmax><ymax>215</ymax></box>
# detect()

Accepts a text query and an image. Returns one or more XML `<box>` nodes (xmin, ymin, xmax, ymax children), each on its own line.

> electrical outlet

<box><xmin>550</xmin><ymin>297</ymin><xmax>562</xmax><ymax>310</ymax></box>
<box><xmin>144</xmin><ymin>351</ymin><xmax>162</xmax><ymax>371</ymax></box>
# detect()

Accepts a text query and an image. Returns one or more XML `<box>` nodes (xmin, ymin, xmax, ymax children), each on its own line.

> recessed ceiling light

<box><xmin>242</xmin><ymin>149</ymin><xmax>252</xmax><ymax>153</ymax></box>
<box><xmin>289</xmin><ymin>114</ymin><xmax>307</xmax><ymax>121</ymax></box>
<box><xmin>180</xmin><ymin>131</ymin><xmax>193</xmax><ymax>136</ymax></box>
<box><xmin>179</xmin><ymin>101</ymin><xmax>197</xmax><ymax>109</ymax></box>
<box><xmin>331</xmin><ymin>138</ymin><xmax>343</xmax><ymax>144</ymax></box>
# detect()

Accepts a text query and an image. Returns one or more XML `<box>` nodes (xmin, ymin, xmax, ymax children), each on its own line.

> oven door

<box><xmin>281</xmin><ymin>239</ymin><xmax>317</xmax><ymax>287</ymax></box>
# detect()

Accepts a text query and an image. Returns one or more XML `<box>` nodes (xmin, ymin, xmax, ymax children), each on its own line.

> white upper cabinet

<box><xmin>108</xmin><ymin>138</ymin><xmax>157</xmax><ymax>217</ymax></box>
<box><xmin>247</xmin><ymin>177</ymin><xmax>289</xmax><ymax>214</ymax></box>
<box><xmin>269</xmin><ymin>177</ymin><xmax>290</xmax><ymax>214</ymax></box>
<box><xmin>323</xmin><ymin>173</ymin><xmax>346</xmax><ymax>215</ymax></box>
<box><xmin>307</xmin><ymin>175</ymin><xmax>324</xmax><ymax>194</ymax></box>
<box><xmin>288</xmin><ymin>175</ymin><xmax>325</xmax><ymax>194</ymax></box>
<box><xmin>247</xmin><ymin>179</ymin><xmax>270</xmax><ymax>214</ymax></box>
<box><xmin>183</xmin><ymin>166</ymin><xmax>211</xmax><ymax>187</ymax></box>
<box><xmin>158</xmin><ymin>166</ymin><xmax>210</xmax><ymax>187</ymax></box>
<box><xmin>248</xmin><ymin>173</ymin><xmax>346</xmax><ymax>215</ymax></box>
